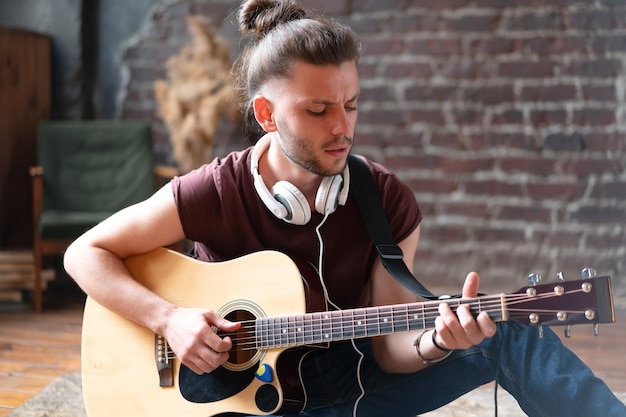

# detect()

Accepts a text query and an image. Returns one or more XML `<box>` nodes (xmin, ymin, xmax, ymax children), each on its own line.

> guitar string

<box><xmin>214</xmin><ymin>288</ymin><xmax>591</xmax><ymax>350</ymax></box>
<box><xmin>226</xmin><ymin>289</ymin><xmax>582</xmax><ymax>332</ymax></box>
<box><xmin>161</xmin><ymin>289</ymin><xmax>592</xmax><ymax>356</ymax></box>
<box><xmin>225</xmin><ymin>291</ymin><xmax>589</xmax><ymax>349</ymax></box>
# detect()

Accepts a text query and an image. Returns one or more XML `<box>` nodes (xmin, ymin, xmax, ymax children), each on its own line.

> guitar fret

<box><xmin>331</xmin><ymin>311</ymin><xmax>343</xmax><ymax>340</ymax></box>
<box><xmin>256</xmin><ymin>318</ymin><xmax>264</xmax><ymax>349</ymax></box>
<box><xmin>264</xmin><ymin>317</ymin><xmax>270</xmax><ymax>347</ymax></box>
<box><xmin>366</xmin><ymin>306</ymin><xmax>380</xmax><ymax>336</ymax></box>
<box><xmin>311</xmin><ymin>312</ymin><xmax>324</xmax><ymax>343</ymax></box>
<box><xmin>341</xmin><ymin>310</ymin><xmax>353</xmax><ymax>340</ymax></box>
<box><xmin>259</xmin><ymin>317</ymin><xmax>269</xmax><ymax>348</ymax></box>
<box><xmin>379</xmin><ymin>306</ymin><xmax>393</xmax><ymax>335</ymax></box>
<box><xmin>279</xmin><ymin>316</ymin><xmax>287</xmax><ymax>346</ymax></box>
<box><xmin>271</xmin><ymin>317</ymin><xmax>280</xmax><ymax>347</ymax></box>
<box><xmin>392</xmin><ymin>305</ymin><xmax>409</xmax><ymax>333</ymax></box>
<box><xmin>408</xmin><ymin>306</ymin><xmax>420</xmax><ymax>331</ymax></box>
<box><xmin>303</xmin><ymin>313</ymin><xmax>313</xmax><ymax>344</ymax></box>
<box><xmin>322</xmin><ymin>312</ymin><xmax>332</xmax><ymax>342</ymax></box>
<box><xmin>353</xmin><ymin>308</ymin><xmax>367</xmax><ymax>338</ymax></box>
<box><xmin>286</xmin><ymin>316</ymin><xmax>294</xmax><ymax>346</ymax></box>
<box><xmin>295</xmin><ymin>316</ymin><xmax>304</xmax><ymax>345</ymax></box>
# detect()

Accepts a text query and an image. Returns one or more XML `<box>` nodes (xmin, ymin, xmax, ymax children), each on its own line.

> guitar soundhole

<box><xmin>222</xmin><ymin>309</ymin><xmax>260</xmax><ymax>371</ymax></box>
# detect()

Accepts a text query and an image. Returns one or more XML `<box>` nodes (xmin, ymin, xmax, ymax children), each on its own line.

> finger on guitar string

<box><xmin>161</xmin><ymin>307</ymin><xmax>242</xmax><ymax>375</ymax></box>
<box><xmin>435</xmin><ymin>295</ymin><xmax>496</xmax><ymax>350</ymax></box>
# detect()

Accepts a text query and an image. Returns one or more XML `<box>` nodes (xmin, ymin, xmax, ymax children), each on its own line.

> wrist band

<box><xmin>431</xmin><ymin>329</ymin><xmax>452</xmax><ymax>352</ymax></box>
<box><xmin>414</xmin><ymin>330</ymin><xmax>453</xmax><ymax>365</ymax></box>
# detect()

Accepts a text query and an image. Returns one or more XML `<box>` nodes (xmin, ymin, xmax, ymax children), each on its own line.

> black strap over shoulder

<box><xmin>348</xmin><ymin>155</ymin><xmax>442</xmax><ymax>300</ymax></box>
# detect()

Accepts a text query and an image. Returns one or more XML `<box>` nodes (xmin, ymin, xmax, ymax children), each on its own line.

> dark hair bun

<box><xmin>238</xmin><ymin>0</ymin><xmax>307</xmax><ymax>40</ymax></box>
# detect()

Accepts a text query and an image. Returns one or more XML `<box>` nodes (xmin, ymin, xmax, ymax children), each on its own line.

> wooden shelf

<box><xmin>0</xmin><ymin>250</ymin><xmax>54</xmax><ymax>302</ymax></box>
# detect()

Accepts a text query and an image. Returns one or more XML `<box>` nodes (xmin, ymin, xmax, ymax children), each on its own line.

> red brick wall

<box><xmin>121</xmin><ymin>0</ymin><xmax>626</xmax><ymax>301</ymax></box>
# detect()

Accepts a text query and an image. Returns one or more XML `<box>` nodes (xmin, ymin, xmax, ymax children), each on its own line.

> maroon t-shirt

<box><xmin>171</xmin><ymin>148</ymin><xmax>421</xmax><ymax>309</ymax></box>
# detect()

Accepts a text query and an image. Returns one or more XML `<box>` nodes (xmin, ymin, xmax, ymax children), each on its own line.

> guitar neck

<box><xmin>253</xmin><ymin>274</ymin><xmax>615</xmax><ymax>350</ymax></box>
<box><xmin>255</xmin><ymin>295</ymin><xmax>506</xmax><ymax>349</ymax></box>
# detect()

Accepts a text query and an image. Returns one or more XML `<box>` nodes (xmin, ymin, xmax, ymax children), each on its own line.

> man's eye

<box><xmin>346</xmin><ymin>106</ymin><xmax>357</xmax><ymax>112</ymax></box>
<box><xmin>309</xmin><ymin>109</ymin><xmax>326</xmax><ymax>115</ymax></box>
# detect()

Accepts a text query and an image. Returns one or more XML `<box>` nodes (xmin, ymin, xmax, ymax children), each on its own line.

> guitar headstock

<box><xmin>506</xmin><ymin>269</ymin><xmax>615</xmax><ymax>337</ymax></box>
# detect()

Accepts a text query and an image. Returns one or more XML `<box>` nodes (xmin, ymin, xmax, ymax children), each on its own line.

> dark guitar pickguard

<box><xmin>179</xmin><ymin>363</ymin><xmax>257</xmax><ymax>403</ymax></box>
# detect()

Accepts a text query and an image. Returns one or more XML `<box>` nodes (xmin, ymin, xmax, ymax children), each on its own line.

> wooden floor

<box><xmin>0</xmin><ymin>285</ymin><xmax>625</xmax><ymax>417</ymax></box>
<box><xmin>0</xmin><ymin>278</ymin><xmax>85</xmax><ymax>417</ymax></box>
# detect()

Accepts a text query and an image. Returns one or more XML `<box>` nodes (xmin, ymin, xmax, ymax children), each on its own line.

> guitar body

<box><xmin>81</xmin><ymin>247</ymin><xmax>322</xmax><ymax>417</ymax></box>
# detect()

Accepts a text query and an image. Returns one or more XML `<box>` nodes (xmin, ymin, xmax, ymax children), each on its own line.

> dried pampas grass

<box><xmin>154</xmin><ymin>16</ymin><xmax>241</xmax><ymax>173</ymax></box>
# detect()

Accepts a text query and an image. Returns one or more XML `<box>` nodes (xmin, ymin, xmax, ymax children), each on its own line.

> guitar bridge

<box><xmin>155</xmin><ymin>334</ymin><xmax>173</xmax><ymax>387</ymax></box>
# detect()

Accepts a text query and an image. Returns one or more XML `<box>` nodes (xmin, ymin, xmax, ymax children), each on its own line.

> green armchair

<box><xmin>30</xmin><ymin>120</ymin><xmax>177</xmax><ymax>311</ymax></box>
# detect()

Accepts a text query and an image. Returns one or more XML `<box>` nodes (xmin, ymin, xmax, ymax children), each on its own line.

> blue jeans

<box><xmin>263</xmin><ymin>322</ymin><xmax>625</xmax><ymax>417</ymax></box>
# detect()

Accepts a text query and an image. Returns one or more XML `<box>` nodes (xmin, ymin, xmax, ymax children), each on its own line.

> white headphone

<box><xmin>250</xmin><ymin>136</ymin><xmax>350</xmax><ymax>225</ymax></box>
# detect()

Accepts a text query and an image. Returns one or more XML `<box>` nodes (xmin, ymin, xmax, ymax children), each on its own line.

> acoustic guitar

<box><xmin>81</xmin><ymin>247</ymin><xmax>616</xmax><ymax>416</ymax></box>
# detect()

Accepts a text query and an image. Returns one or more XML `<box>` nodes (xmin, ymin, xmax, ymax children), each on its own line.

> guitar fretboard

<box><xmin>255</xmin><ymin>297</ymin><xmax>505</xmax><ymax>349</ymax></box>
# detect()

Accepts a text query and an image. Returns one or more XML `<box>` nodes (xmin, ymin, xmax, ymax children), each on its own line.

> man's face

<box><xmin>265</xmin><ymin>61</ymin><xmax>360</xmax><ymax>177</ymax></box>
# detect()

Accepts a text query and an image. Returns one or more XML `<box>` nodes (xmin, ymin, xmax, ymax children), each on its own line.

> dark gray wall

<box><xmin>0</xmin><ymin>0</ymin><xmax>164</xmax><ymax>119</ymax></box>
<box><xmin>96</xmin><ymin>0</ymin><xmax>162</xmax><ymax>118</ymax></box>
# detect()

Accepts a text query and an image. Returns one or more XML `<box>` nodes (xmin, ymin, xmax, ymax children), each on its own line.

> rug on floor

<box><xmin>9</xmin><ymin>373</ymin><xmax>86</xmax><ymax>417</ymax></box>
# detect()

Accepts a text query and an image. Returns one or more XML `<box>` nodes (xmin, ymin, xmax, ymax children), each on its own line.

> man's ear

<box><xmin>253</xmin><ymin>95</ymin><xmax>277</xmax><ymax>132</ymax></box>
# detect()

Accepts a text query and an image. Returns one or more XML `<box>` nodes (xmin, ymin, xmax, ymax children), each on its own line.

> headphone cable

<box><xmin>315</xmin><ymin>214</ymin><xmax>366</xmax><ymax>417</ymax></box>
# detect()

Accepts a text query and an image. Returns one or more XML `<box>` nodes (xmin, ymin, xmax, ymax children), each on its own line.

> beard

<box><xmin>275</xmin><ymin>118</ymin><xmax>353</xmax><ymax>177</ymax></box>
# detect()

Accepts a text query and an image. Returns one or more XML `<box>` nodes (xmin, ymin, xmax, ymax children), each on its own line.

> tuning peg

<box><xmin>564</xmin><ymin>325</ymin><xmax>571</xmax><ymax>338</ymax></box>
<box><xmin>527</xmin><ymin>273</ymin><xmax>542</xmax><ymax>286</ymax></box>
<box><xmin>557</xmin><ymin>271</ymin><xmax>565</xmax><ymax>281</ymax></box>
<box><xmin>582</xmin><ymin>268</ymin><xmax>596</xmax><ymax>279</ymax></box>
